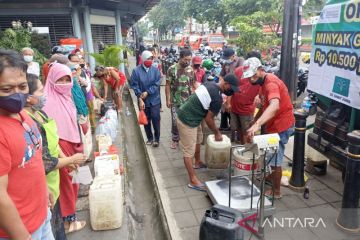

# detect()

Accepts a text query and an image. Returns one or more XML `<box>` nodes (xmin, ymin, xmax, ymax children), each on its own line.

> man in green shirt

<box><xmin>166</xmin><ymin>49</ymin><xmax>196</xmax><ymax>149</ymax></box>
<box><xmin>177</xmin><ymin>74</ymin><xmax>239</xmax><ymax>191</ymax></box>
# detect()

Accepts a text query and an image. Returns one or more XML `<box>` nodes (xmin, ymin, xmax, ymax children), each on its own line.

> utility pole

<box><xmin>280</xmin><ymin>0</ymin><xmax>302</xmax><ymax>102</ymax></box>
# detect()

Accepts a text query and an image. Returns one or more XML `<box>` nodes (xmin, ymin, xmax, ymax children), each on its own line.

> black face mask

<box><xmin>194</xmin><ymin>64</ymin><xmax>201</xmax><ymax>69</ymax></box>
<box><xmin>223</xmin><ymin>88</ymin><xmax>234</xmax><ymax>96</ymax></box>
<box><xmin>80</xmin><ymin>64</ymin><xmax>85</xmax><ymax>68</ymax></box>
<box><xmin>251</xmin><ymin>77</ymin><xmax>265</xmax><ymax>86</ymax></box>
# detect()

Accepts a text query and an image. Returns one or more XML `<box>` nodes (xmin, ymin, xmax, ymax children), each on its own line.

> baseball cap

<box><xmin>223</xmin><ymin>74</ymin><xmax>239</xmax><ymax>92</ymax></box>
<box><xmin>221</xmin><ymin>48</ymin><xmax>235</xmax><ymax>60</ymax></box>
<box><xmin>192</xmin><ymin>56</ymin><xmax>202</xmax><ymax>65</ymax></box>
<box><xmin>242</xmin><ymin>57</ymin><xmax>263</xmax><ymax>79</ymax></box>
<box><xmin>141</xmin><ymin>50</ymin><xmax>153</xmax><ymax>62</ymax></box>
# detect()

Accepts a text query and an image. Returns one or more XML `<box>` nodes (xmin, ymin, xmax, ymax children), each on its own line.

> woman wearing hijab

<box><xmin>43</xmin><ymin>63</ymin><xmax>86</xmax><ymax>234</ymax></box>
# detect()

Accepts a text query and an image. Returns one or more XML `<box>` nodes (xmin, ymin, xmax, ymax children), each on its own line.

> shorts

<box><xmin>230</xmin><ymin>113</ymin><xmax>253</xmax><ymax>134</ymax></box>
<box><xmin>266</xmin><ymin>127</ymin><xmax>295</xmax><ymax>166</ymax></box>
<box><xmin>177</xmin><ymin>118</ymin><xmax>203</xmax><ymax>158</ymax></box>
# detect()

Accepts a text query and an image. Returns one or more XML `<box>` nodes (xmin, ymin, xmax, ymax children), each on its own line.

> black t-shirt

<box><xmin>177</xmin><ymin>81</ymin><xmax>223</xmax><ymax>127</ymax></box>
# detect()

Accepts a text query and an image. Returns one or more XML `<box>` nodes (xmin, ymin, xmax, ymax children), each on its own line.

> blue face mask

<box><xmin>0</xmin><ymin>93</ymin><xmax>29</xmax><ymax>113</ymax></box>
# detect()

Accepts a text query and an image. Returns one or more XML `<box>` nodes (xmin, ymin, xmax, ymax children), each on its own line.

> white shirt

<box><xmin>27</xmin><ymin>62</ymin><xmax>40</xmax><ymax>77</ymax></box>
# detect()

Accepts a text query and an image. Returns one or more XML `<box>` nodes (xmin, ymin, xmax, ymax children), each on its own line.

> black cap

<box><xmin>224</xmin><ymin>74</ymin><xmax>239</xmax><ymax>92</ymax></box>
<box><xmin>221</xmin><ymin>48</ymin><xmax>235</xmax><ymax>60</ymax></box>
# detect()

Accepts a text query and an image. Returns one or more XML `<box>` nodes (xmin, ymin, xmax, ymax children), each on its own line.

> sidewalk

<box><xmin>130</xmin><ymin>83</ymin><xmax>360</xmax><ymax>240</ymax></box>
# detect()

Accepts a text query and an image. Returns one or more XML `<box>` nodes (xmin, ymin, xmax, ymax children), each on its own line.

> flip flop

<box><xmin>265</xmin><ymin>190</ymin><xmax>282</xmax><ymax>200</ymax></box>
<box><xmin>187</xmin><ymin>183</ymin><xmax>206</xmax><ymax>192</ymax></box>
<box><xmin>170</xmin><ymin>141</ymin><xmax>178</xmax><ymax>149</ymax></box>
<box><xmin>153</xmin><ymin>141</ymin><xmax>159</xmax><ymax>148</ymax></box>
<box><xmin>193</xmin><ymin>163</ymin><xmax>207</xmax><ymax>169</ymax></box>
<box><xmin>146</xmin><ymin>140</ymin><xmax>153</xmax><ymax>145</ymax></box>
<box><xmin>65</xmin><ymin>221</ymin><xmax>86</xmax><ymax>234</ymax></box>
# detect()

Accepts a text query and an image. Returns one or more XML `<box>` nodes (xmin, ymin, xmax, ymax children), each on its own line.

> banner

<box><xmin>308</xmin><ymin>0</ymin><xmax>360</xmax><ymax>110</ymax></box>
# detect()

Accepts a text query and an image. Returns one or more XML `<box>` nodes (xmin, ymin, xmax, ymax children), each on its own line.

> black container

<box><xmin>100</xmin><ymin>101</ymin><xmax>116</xmax><ymax>116</ymax></box>
<box><xmin>199</xmin><ymin>204</ymin><xmax>244</xmax><ymax>240</ymax></box>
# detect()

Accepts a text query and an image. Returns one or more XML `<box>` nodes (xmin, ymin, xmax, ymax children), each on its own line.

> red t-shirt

<box><xmin>0</xmin><ymin>111</ymin><xmax>47</xmax><ymax>237</ymax></box>
<box><xmin>195</xmin><ymin>68</ymin><xmax>206</xmax><ymax>83</ymax></box>
<box><xmin>260</xmin><ymin>74</ymin><xmax>295</xmax><ymax>133</ymax></box>
<box><xmin>105</xmin><ymin>68</ymin><xmax>126</xmax><ymax>89</ymax></box>
<box><xmin>232</xmin><ymin>66</ymin><xmax>260</xmax><ymax>115</ymax></box>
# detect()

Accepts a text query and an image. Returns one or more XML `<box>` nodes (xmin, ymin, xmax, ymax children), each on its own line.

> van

<box><xmin>204</xmin><ymin>34</ymin><xmax>225</xmax><ymax>49</ymax></box>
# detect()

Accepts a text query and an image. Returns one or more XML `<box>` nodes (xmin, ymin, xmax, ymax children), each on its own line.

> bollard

<box><xmin>289</xmin><ymin>109</ymin><xmax>309</xmax><ymax>191</ymax></box>
<box><xmin>336</xmin><ymin>130</ymin><xmax>360</xmax><ymax>233</ymax></box>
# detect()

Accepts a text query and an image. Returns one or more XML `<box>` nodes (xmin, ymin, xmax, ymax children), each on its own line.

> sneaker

<box><xmin>153</xmin><ymin>141</ymin><xmax>159</xmax><ymax>148</ymax></box>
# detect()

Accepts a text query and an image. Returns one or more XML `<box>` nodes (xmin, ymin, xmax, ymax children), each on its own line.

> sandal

<box><xmin>170</xmin><ymin>141</ymin><xmax>178</xmax><ymax>149</ymax></box>
<box><xmin>265</xmin><ymin>189</ymin><xmax>282</xmax><ymax>199</ymax></box>
<box><xmin>65</xmin><ymin>221</ymin><xmax>86</xmax><ymax>234</ymax></box>
<box><xmin>153</xmin><ymin>141</ymin><xmax>159</xmax><ymax>148</ymax></box>
<box><xmin>193</xmin><ymin>163</ymin><xmax>207</xmax><ymax>169</ymax></box>
<box><xmin>146</xmin><ymin>140</ymin><xmax>153</xmax><ymax>145</ymax></box>
<box><xmin>187</xmin><ymin>183</ymin><xmax>206</xmax><ymax>192</ymax></box>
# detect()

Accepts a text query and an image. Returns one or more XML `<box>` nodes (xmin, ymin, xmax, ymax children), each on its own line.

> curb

<box><xmin>128</xmin><ymin>89</ymin><xmax>182</xmax><ymax>240</ymax></box>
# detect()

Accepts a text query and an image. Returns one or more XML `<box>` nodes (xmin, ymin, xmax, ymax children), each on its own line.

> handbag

<box><xmin>138</xmin><ymin>110</ymin><xmax>148</xmax><ymax>125</ymax></box>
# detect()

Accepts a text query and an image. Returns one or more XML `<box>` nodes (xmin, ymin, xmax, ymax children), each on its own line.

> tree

<box><xmin>148</xmin><ymin>0</ymin><xmax>186</xmax><ymax>39</ymax></box>
<box><xmin>303</xmin><ymin>0</ymin><xmax>326</xmax><ymax>18</ymax></box>
<box><xmin>90</xmin><ymin>45</ymin><xmax>130</xmax><ymax>67</ymax></box>
<box><xmin>137</xmin><ymin>21</ymin><xmax>149</xmax><ymax>39</ymax></box>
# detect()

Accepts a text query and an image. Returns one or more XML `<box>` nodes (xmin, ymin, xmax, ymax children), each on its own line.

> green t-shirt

<box><xmin>167</xmin><ymin>64</ymin><xmax>195</xmax><ymax>107</ymax></box>
<box><xmin>177</xmin><ymin>82</ymin><xmax>223</xmax><ymax>128</ymax></box>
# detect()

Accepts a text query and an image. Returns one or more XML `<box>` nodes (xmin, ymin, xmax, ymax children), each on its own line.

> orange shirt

<box><xmin>260</xmin><ymin>74</ymin><xmax>295</xmax><ymax>133</ymax></box>
<box><xmin>0</xmin><ymin>111</ymin><xmax>47</xmax><ymax>237</ymax></box>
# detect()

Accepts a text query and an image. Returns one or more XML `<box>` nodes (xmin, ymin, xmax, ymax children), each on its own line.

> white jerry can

<box><xmin>205</xmin><ymin>134</ymin><xmax>231</xmax><ymax>169</ymax></box>
<box><xmin>233</xmin><ymin>149</ymin><xmax>259</xmax><ymax>176</ymax></box>
<box><xmin>89</xmin><ymin>175</ymin><xmax>123</xmax><ymax>231</ymax></box>
<box><xmin>94</xmin><ymin>154</ymin><xmax>120</xmax><ymax>177</ymax></box>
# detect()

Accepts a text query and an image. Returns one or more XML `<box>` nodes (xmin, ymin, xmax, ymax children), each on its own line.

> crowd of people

<box><xmin>131</xmin><ymin>45</ymin><xmax>294</xmax><ymax>197</ymax></box>
<box><xmin>0</xmin><ymin>46</ymin><xmax>127</xmax><ymax>239</ymax></box>
<box><xmin>0</xmin><ymin>41</ymin><xmax>295</xmax><ymax>239</ymax></box>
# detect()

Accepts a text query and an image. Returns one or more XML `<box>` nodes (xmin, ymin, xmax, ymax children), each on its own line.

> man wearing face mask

<box><xmin>176</xmin><ymin>74</ymin><xmax>239</xmax><ymax>191</ymax></box>
<box><xmin>22</xmin><ymin>47</ymin><xmax>40</xmax><ymax>77</ymax></box>
<box><xmin>166</xmin><ymin>49</ymin><xmax>196</xmax><ymax>150</ymax></box>
<box><xmin>131</xmin><ymin>50</ymin><xmax>161</xmax><ymax>147</ymax></box>
<box><xmin>192</xmin><ymin>56</ymin><xmax>206</xmax><ymax>84</ymax></box>
<box><xmin>244</xmin><ymin>57</ymin><xmax>295</xmax><ymax>199</ymax></box>
<box><xmin>219</xmin><ymin>48</ymin><xmax>244</xmax><ymax>131</ymax></box>
<box><xmin>0</xmin><ymin>50</ymin><xmax>53</xmax><ymax>239</ymax></box>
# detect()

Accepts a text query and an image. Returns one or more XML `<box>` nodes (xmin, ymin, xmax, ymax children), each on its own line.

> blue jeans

<box><xmin>267</xmin><ymin>127</ymin><xmax>295</xmax><ymax>167</ymax></box>
<box><xmin>144</xmin><ymin>104</ymin><xmax>161</xmax><ymax>142</ymax></box>
<box><xmin>0</xmin><ymin>208</ymin><xmax>54</xmax><ymax>240</ymax></box>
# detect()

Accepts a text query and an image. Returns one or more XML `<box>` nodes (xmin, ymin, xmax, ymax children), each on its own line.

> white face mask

<box><xmin>24</xmin><ymin>55</ymin><xmax>33</xmax><ymax>63</ymax></box>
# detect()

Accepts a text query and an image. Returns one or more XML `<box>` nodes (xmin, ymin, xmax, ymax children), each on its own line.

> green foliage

<box><xmin>148</xmin><ymin>0</ymin><xmax>186</xmax><ymax>38</ymax></box>
<box><xmin>90</xmin><ymin>45</ymin><xmax>131</xmax><ymax>68</ymax></box>
<box><xmin>0</xmin><ymin>25</ymin><xmax>47</xmax><ymax>66</ymax></box>
<box><xmin>31</xmin><ymin>31</ymin><xmax>51</xmax><ymax>58</ymax></box>
<box><xmin>303</xmin><ymin>0</ymin><xmax>326</xmax><ymax>18</ymax></box>
<box><xmin>138</xmin><ymin>21</ymin><xmax>149</xmax><ymax>38</ymax></box>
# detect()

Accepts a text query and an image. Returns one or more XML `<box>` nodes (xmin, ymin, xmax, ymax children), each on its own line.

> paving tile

<box><xmin>163</xmin><ymin>176</ymin><xmax>182</xmax><ymax>188</ymax></box>
<box><xmin>167</xmin><ymin>186</ymin><xmax>186</xmax><ymax>199</ymax></box>
<box><xmin>156</xmin><ymin>161</ymin><xmax>172</xmax><ymax>170</ymax></box>
<box><xmin>170</xmin><ymin>198</ymin><xmax>192</xmax><ymax>213</ymax></box>
<box><xmin>193</xmin><ymin>208</ymin><xmax>208</xmax><ymax>224</ymax></box>
<box><xmin>281</xmin><ymin>194</ymin><xmax>308</xmax><ymax>210</ymax></box>
<box><xmin>315</xmin><ymin>189</ymin><xmax>342</xmax><ymax>203</ymax></box>
<box><xmin>171</xmin><ymin>159</ymin><xmax>185</xmax><ymax>168</ymax></box>
<box><xmin>188</xmin><ymin>195</ymin><xmax>212</xmax><ymax>210</ymax></box>
<box><xmin>174</xmin><ymin>211</ymin><xmax>198</xmax><ymax>228</ymax></box>
<box><xmin>158</xmin><ymin>168</ymin><xmax>180</xmax><ymax>178</ymax></box>
<box><xmin>180</xmin><ymin>226</ymin><xmax>200</xmax><ymax>240</ymax></box>
<box><xmin>274</xmin><ymin>199</ymin><xmax>290</xmax><ymax>212</ymax></box>
<box><xmin>307</xmin><ymin>178</ymin><xmax>328</xmax><ymax>191</ymax></box>
<box><xmin>303</xmin><ymin>191</ymin><xmax>327</xmax><ymax>207</ymax></box>
<box><xmin>310</xmin><ymin>204</ymin><xmax>339</xmax><ymax>220</ymax></box>
<box><xmin>330</xmin><ymin>201</ymin><xmax>342</xmax><ymax>210</ymax></box>
<box><xmin>183</xmin><ymin>185</ymin><xmax>206</xmax><ymax>197</ymax></box>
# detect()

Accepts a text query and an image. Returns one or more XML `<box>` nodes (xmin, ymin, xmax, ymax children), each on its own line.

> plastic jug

<box><xmin>94</xmin><ymin>154</ymin><xmax>120</xmax><ymax>177</ymax></box>
<box><xmin>89</xmin><ymin>175</ymin><xmax>123</xmax><ymax>230</ymax></box>
<box><xmin>205</xmin><ymin>135</ymin><xmax>231</xmax><ymax>169</ymax></box>
<box><xmin>233</xmin><ymin>149</ymin><xmax>259</xmax><ymax>176</ymax></box>
<box><xmin>96</xmin><ymin>135</ymin><xmax>113</xmax><ymax>152</ymax></box>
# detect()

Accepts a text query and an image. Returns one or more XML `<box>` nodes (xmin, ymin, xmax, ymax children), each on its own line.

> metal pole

<box><xmin>280</xmin><ymin>0</ymin><xmax>301</xmax><ymax>101</ymax></box>
<box><xmin>83</xmin><ymin>6</ymin><xmax>95</xmax><ymax>72</ymax></box>
<box><xmin>289</xmin><ymin>110</ymin><xmax>308</xmax><ymax>190</ymax></box>
<box><xmin>336</xmin><ymin>131</ymin><xmax>360</xmax><ymax>233</ymax></box>
<box><xmin>115</xmin><ymin>10</ymin><xmax>125</xmax><ymax>73</ymax></box>
<box><xmin>71</xmin><ymin>7</ymin><xmax>81</xmax><ymax>39</ymax></box>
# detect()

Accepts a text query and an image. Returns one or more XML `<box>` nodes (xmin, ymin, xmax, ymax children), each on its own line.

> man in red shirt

<box><xmin>226</xmin><ymin>66</ymin><xmax>260</xmax><ymax>143</ymax></box>
<box><xmin>192</xmin><ymin>56</ymin><xmax>206</xmax><ymax>83</ymax></box>
<box><xmin>244</xmin><ymin>57</ymin><xmax>295</xmax><ymax>199</ymax></box>
<box><xmin>0</xmin><ymin>50</ymin><xmax>52</xmax><ymax>239</ymax></box>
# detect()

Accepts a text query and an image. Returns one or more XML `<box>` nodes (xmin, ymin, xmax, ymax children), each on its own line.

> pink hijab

<box><xmin>43</xmin><ymin>63</ymin><xmax>80</xmax><ymax>144</ymax></box>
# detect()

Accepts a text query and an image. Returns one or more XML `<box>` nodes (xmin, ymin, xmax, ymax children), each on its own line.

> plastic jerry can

<box><xmin>96</xmin><ymin>135</ymin><xmax>113</xmax><ymax>152</ymax></box>
<box><xmin>199</xmin><ymin>204</ymin><xmax>244</xmax><ymax>240</ymax></box>
<box><xmin>233</xmin><ymin>149</ymin><xmax>259</xmax><ymax>176</ymax></box>
<box><xmin>205</xmin><ymin>134</ymin><xmax>231</xmax><ymax>169</ymax></box>
<box><xmin>89</xmin><ymin>175</ymin><xmax>123</xmax><ymax>230</ymax></box>
<box><xmin>94</xmin><ymin>154</ymin><xmax>120</xmax><ymax>177</ymax></box>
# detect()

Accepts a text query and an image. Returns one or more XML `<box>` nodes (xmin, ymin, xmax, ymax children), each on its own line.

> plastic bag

<box><xmin>105</xmin><ymin>109</ymin><xmax>118</xmax><ymax>129</ymax></box>
<box><xmin>80</xmin><ymin>119</ymin><xmax>93</xmax><ymax>160</ymax></box>
<box><xmin>138</xmin><ymin>110</ymin><xmax>148</xmax><ymax>125</ymax></box>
